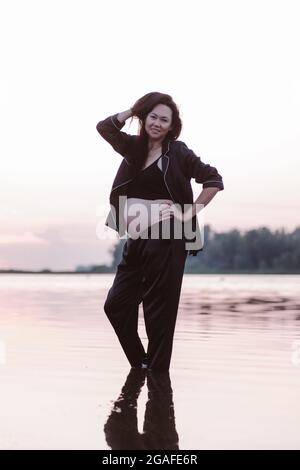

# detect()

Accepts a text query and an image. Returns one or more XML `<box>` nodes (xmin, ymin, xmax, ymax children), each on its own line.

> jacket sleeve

<box><xmin>179</xmin><ymin>142</ymin><xmax>224</xmax><ymax>190</ymax></box>
<box><xmin>96</xmin><ymin>113</ymin><xmax>135</xmax><ymax>159</ymax></box>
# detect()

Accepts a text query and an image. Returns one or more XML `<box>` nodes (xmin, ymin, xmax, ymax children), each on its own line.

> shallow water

<box><xmin>0</xmin><ymin>274</ymin><xmax>300</xmax><ymax>450</ymax></box>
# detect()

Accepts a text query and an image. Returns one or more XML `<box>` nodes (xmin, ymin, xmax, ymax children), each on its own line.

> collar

<box><xmin>162</xmin><ymin>138</ymin><xmax>171</xmax><ymax>156</ymax></box>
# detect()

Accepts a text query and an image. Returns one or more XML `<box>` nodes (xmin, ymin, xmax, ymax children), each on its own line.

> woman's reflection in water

<box><xmin>104</xmin><ymin>368</ymin><xmax>179</xmax><ymax>450</ymax></box>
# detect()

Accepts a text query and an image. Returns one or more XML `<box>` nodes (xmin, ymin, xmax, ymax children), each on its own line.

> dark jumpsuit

<box><xmin>103</xmin><ymin>155</ymin><xmax>188</xmax><ymax>371</ymax></box>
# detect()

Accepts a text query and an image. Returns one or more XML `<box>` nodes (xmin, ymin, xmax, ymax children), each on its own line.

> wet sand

<box><xmin>0</xmin><ymin>274</ymin><xmax>300</xmax><ymax>449</ymax></box>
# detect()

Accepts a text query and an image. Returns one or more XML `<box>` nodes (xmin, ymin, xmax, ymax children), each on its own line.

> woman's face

<box><xmin>145</xmin><ymin>104</ymin><xmax>173</xmax><ymax>142</ymax></box>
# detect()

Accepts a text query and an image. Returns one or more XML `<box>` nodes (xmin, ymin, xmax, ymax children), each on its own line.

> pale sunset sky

<box><xmin>0</xmin><ymin>0</ymin><xmax>299</xmax><ymax>270</ymax></box>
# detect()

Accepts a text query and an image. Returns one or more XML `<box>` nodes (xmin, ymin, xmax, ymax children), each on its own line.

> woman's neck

<box><xmin>148</xmin><ymin>139</ymin><xmax>163</xmax><ymax>152</ymax></box>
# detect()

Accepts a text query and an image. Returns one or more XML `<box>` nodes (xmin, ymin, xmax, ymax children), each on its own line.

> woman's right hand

<box><xmin>159</xmin><ymin>202</ymin><xmax>173</xmax><ymax>220</ymax></box>
<box><xmin>130</xmin><ymin>92</ymin><xmax>158</xmax><ymax>119</ymax></box>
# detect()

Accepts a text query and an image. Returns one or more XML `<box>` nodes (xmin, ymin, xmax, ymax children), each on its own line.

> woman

<box><xmin>96</xmin><ymin>92</ymin><xmax>224</xmax><ymax>371</ymax></box>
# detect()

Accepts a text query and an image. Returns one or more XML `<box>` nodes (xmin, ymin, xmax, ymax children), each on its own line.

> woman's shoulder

<box><xmin>172</xmin><ymin>139</ymin><xmax>189</xmax><ymax>150</ymax></box>
<box><xmin>170</xmin><ymin>139</ymin><xmax>191</xmax><ymax>157</ymax></box>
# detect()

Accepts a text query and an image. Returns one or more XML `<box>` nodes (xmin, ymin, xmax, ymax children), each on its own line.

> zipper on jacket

<box><xmin>163</xmin><ymin>156</ymin><xmax>176</xmax><ymax>203</ymax></box>
<box><xmin>162</xmin><ymin>141</ymin><xmax>176</xmax><ymax>202</ymax></box>
<box><xmin>108</xmin><ymin>177</ymin><xmax>133</xmax><ymax>234</ymax></box>
<box><xmin>110</xmin><ymin>177</ymin><xmax>134</xmax><ymax>194</ymax></box>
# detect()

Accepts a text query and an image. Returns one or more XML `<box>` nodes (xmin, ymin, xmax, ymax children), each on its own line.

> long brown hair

<box><xmin>129</xmin><ymin>92</ymin><xmax>182</xmax><ymax>174</ymax></box>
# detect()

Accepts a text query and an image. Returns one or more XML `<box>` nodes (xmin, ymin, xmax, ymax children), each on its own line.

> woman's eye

<box><xmin>151</xmin><ymin>116</ymin><xmax>166</xmax><ymax>122</ymax></box>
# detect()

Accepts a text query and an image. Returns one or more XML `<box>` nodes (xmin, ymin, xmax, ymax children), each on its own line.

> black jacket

<box><xmin>96</xmin><ymin>113</ymin><xmax>224</xmax><ymax>256</ymax></box>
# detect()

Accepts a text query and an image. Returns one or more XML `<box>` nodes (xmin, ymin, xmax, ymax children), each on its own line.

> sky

<box><xmin>0</xmin><ymin>0</ymin><xmax>299</xmax><ymax>270</ymax></box>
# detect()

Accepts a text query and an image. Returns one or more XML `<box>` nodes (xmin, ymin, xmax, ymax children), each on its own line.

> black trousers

<box><xmin>104</xmin><ymin>222</ymin><xmax>188</xmax><ymax>371</ymax></box>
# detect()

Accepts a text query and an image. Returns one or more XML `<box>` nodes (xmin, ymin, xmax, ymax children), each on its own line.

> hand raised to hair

<box><xmin>131</xmin><ymin>92</ymin><xmax>160</xmax><ymax>119</ymax></box>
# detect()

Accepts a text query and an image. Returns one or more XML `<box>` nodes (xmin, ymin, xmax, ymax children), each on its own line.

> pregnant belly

<box><xmin>124</xmin><ymin>197</ymin><xmax>173</xmax><ymax>237</ymax></box>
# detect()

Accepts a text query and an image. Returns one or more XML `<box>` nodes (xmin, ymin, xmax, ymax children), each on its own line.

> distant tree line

<box><xmin>77</xmin><ymin>225</ymin><xmax>300</xmax><ymax>274</ymax></box>
<box><xmin>185</xmin><ymin>225</ymin><xmax>300</xmax><ymax>273</ymax></box>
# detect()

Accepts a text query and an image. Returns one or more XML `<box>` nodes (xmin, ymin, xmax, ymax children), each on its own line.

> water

<box><xmin>0</xmin><ymin>274</ymin><xmax>300</xmax><ymax>450</ymax></box>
